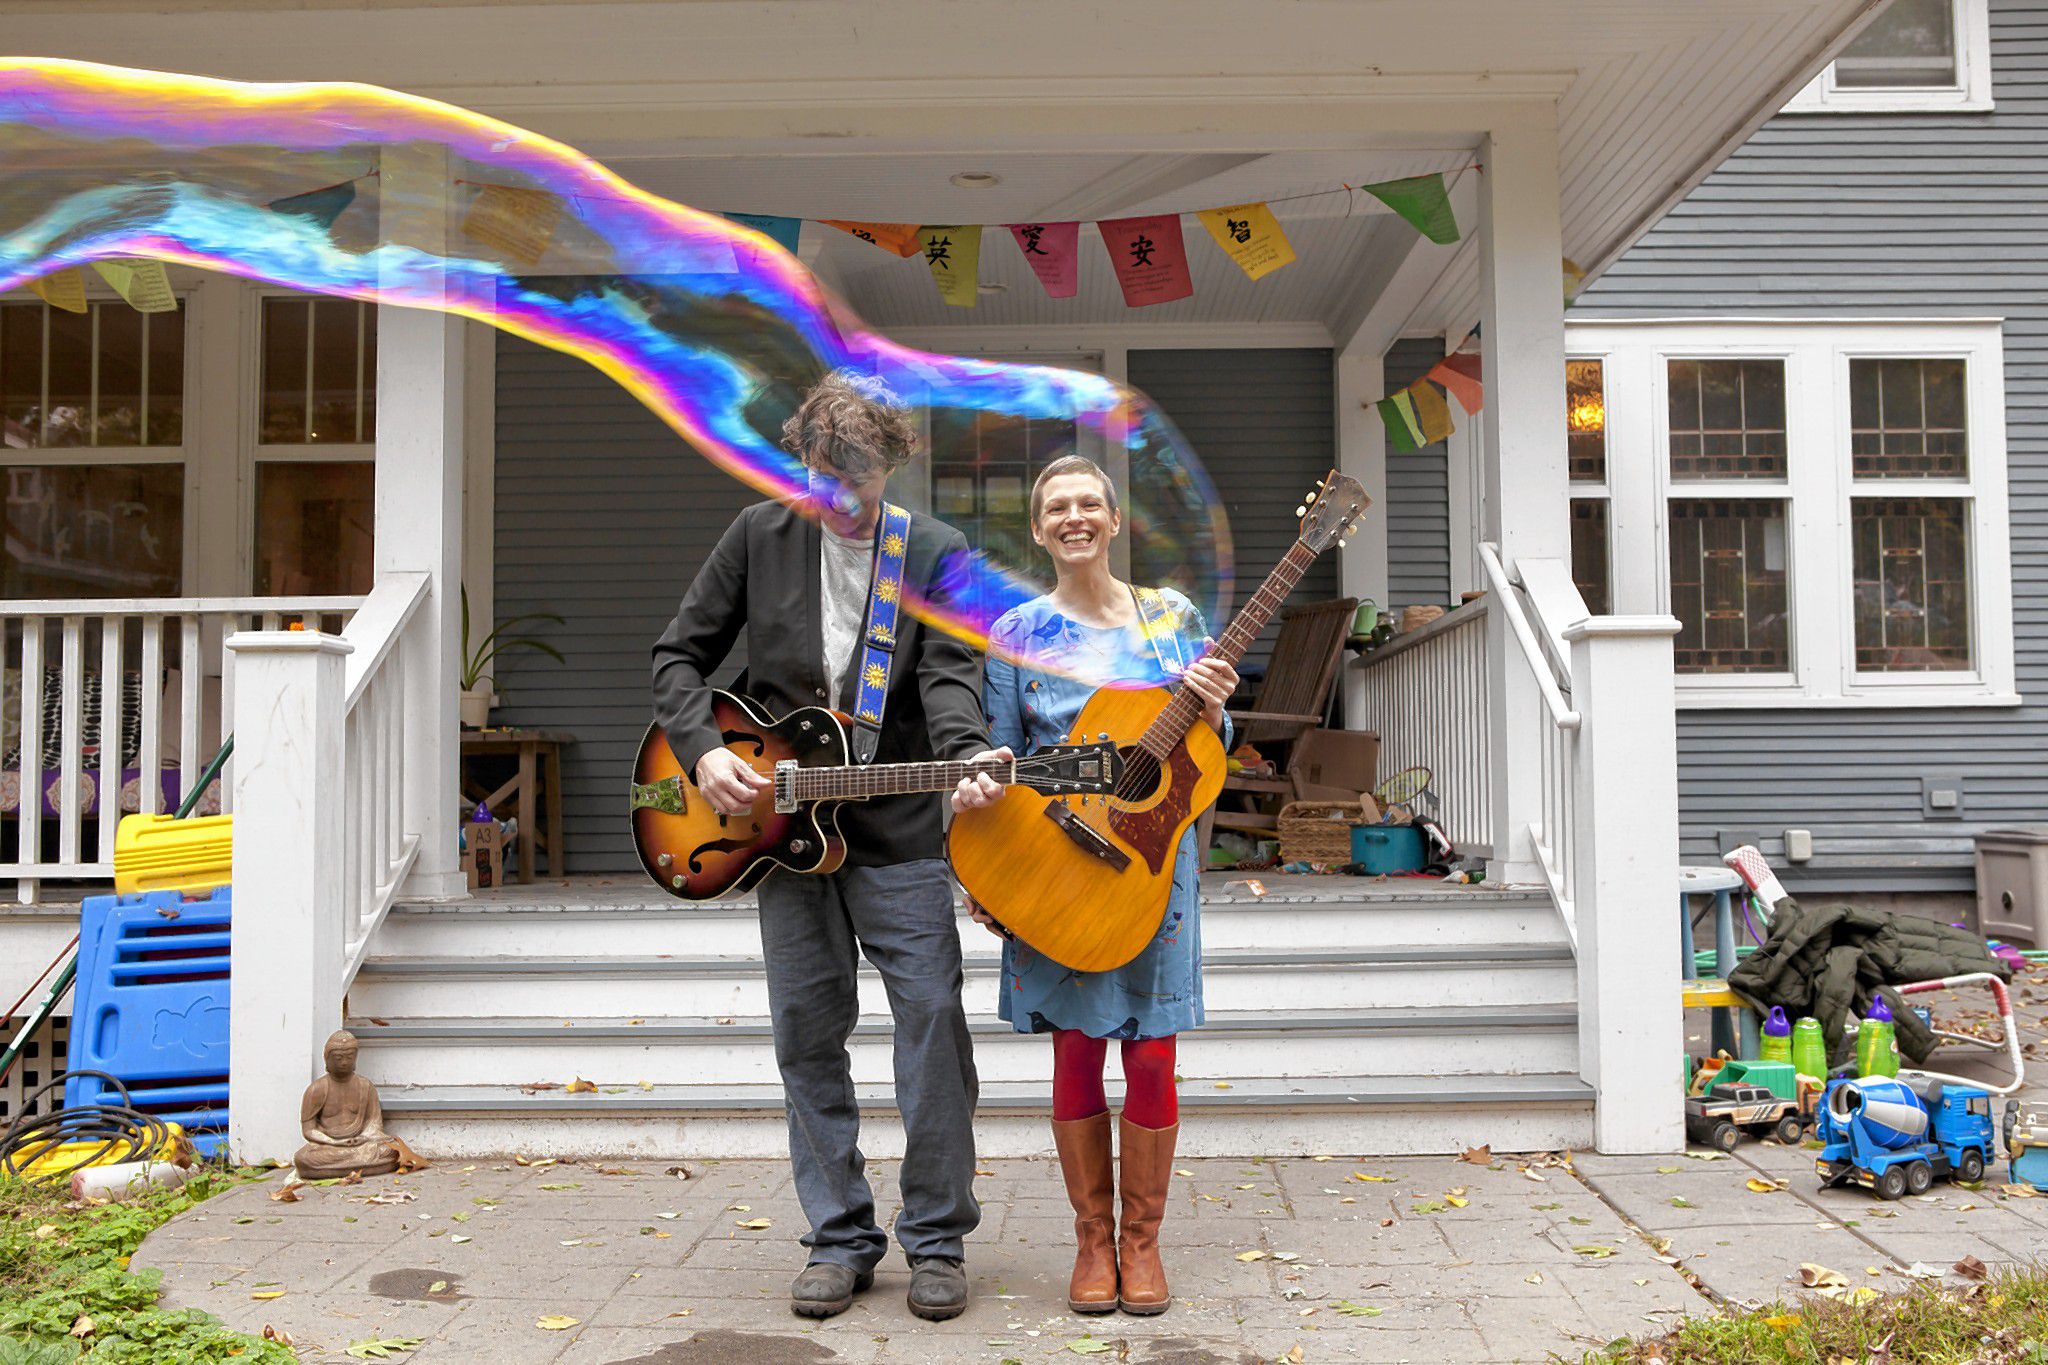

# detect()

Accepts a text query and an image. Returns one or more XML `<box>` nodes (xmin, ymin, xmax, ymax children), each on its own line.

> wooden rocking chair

<box><xmin>1203</xmin><ymin>596</ymin><xmax>1358</xmax><ymax>843</ymax></box>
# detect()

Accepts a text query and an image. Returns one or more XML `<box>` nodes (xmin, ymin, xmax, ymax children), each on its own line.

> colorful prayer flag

<box><xmin>461</xmin><ymin>184</ymin><xmax>563</xmax><ymax>267</ymax></box>
<box><xmin>1375</xmin><ymin>395</ymin><xmax>1421</xmax><ymax>453</ymax></box>
<box><xmin>723</xmin><ymin>213</ymin><xmax>802</xmax><ymax>256</ymax></box>
<box><xmin>1562</xmin><ymin>257</ymin><xmax>1587</xmax><ymax>305</ymax></box>
<box><xmin>1098</xmin><ymin>215</ymin><xmax>1193</xmax><ymax>308</ymax></box>
<box><xmin>1007</xmin><ymin>222</ymin><xmax>1079</xmax><ymax>299</ymax></box>
<box><xmin>917</xmin><ymin>225</ymin><xmax>981</xmax><ymax>308</ymax></box>
<box><xmin>91</xmin><ymin>259</ymin><xmax>177</xmax><ymax>313</ymax></box>
<box><xmin>267</xmin><ymin>180</ymin><xmax>357</xmax><ymax>230</ymax></box>
<box><xmin>1407</xmin><ymin>378</ymin><xmax>1455</xmax><ymax>444</ymax></box>
<box><xmin>1362</xmin><ymin>174</ymin><xmax>1460</xmax><ymax>245</ymax></box>
<box><xmin>1427</xmin><ymin>353</ymin><xmax>1484</xmax><ymax>414</ymax></box>
<box><xmin>26</xmin><ymin>268</ymin><xmax>87</xmax><ymax>314</ymax></box>
<box><xmin>1195</xmin><ymin>202</ymin><xmax>1295</xmax><ymax>281</ymax></box>
<box><xmin>820</xmin><ymin>221</ymin><xmax>924</xmax><ymax>258</ymax></box>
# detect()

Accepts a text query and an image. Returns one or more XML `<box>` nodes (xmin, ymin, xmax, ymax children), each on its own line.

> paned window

<box><xmin>254</xmin><ymin>295</ymin><xmax>376</xmax><ymax>595</ymax></box>
<box><xmin>1667</xmin><ymin>359</ymin><xmax>1786</xmax><ymax>481</ymax></box>
<box><xmin>1667</xmin><ymin>500</ymin><xmax>1790</xmax><ymax>673</ymax></box>
<box><xmin>1786</xmin><ymin>0</ymin><xmax>1991</xmax><ymax>112</ymax></box>
<box><xmin>1850</xmin><ymin>358</ymin><xmax>1966</xmax><ymax>478</ymax></box>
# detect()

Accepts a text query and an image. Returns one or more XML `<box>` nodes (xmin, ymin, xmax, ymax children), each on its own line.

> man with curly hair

<box><xmin>652</xmin><ymin>368</ymin><xmax>1008</xmax><ymax>1323</ymax></box>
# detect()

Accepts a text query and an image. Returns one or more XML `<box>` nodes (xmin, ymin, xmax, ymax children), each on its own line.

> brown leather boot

<box><xmin>1116</xmin><ymin>1116</ymin><xmax>1178</xmax><ymax>1314</ymax></box>
<box><xmin>1051</xmin><ymin>1112</ymin><xmax>1118</xmax><ymax>1313</ymax></box>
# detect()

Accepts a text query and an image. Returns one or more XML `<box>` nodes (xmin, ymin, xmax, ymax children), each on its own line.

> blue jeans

<box><xmin>755</xmin><ymin>858</ymin><xmax>980</xmax><ymax>1268</ymax></box>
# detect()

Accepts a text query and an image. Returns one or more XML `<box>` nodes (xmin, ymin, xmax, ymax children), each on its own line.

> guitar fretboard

<box><xmin>1135</xmin><ymin>540</ymin><xmax>1317</xmax><ymax>760</ymax></box>
<box><xmin>787</xmin><ymin>757</ymin><xmax>1016</xmax><ymax>802</ymax></box>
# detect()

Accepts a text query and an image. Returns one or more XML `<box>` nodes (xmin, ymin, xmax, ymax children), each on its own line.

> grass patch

<box><xmin>1588</xmin><ymin>1266</ymin><xmax>2048</xmax><ymax>1364</ymax></box>
<box><xmin>0</xmin><ymin>1164</ymin><xmax>295</xmax><ymax>1363</ymax></box>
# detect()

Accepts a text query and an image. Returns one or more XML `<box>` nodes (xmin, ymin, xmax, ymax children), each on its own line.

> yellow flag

<box><xmin>461</xmin><ymin>184</ymin><xmax>562</xmax><ymax>267</ymax></box>
<box><xmin>92</xmin><ymin>260</ymin><xmax>178</xmax><ymax>313</ymax></box>
<box><xmin>1196</xmin><ymin>202</ymin><xmax>1296</xmax><ymax>281</ymax></box>
<box><xmin>27</xmin><ymin>268</ymin><xmax>87</xmax><ymax>314</ymax></box>
<box><xmin>916</xmin><ymin>225</ymin><xmax>981</xmax><ymax>308</ymax></box>
<box><xmin>1408</xmin><ymin>378</ymin><xmax>1455</xmax><ymax>444</ymax></box>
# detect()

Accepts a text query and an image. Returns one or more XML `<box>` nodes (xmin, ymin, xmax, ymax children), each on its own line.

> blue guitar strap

<box><xmin>849</xmin><ymin>502</ymin><xmax>913</xmax><ymax>764</ymax></box>
<box><xmin>1130</xmin><ymin>585</ymin><xmax>1189</xmax><ymax>679</ymax></box>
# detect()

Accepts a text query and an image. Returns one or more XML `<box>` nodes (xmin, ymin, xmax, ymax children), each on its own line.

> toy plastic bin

<box><xmin>1977</xmin><ymin>826</ymin><xmax>2048</xmax><ymax>945</ymax></box>
<box><xmin>1350</xmin><ymin>823</ymin><xmax>1426</xmax><ymax>875</ymax></box>
<box><xmin>64</xmin><ymin>887</ymin><xmax>231</xmax><ymax>1156</ymax></box>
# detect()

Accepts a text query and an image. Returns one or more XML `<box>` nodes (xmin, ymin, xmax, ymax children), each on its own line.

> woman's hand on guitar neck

<box><xmin>1182</xmin><ymin>647</ymin><xmax>1239</xmax><ymax>733</ymax></box>
<box><xmin>695</xmin><ymin>748</ymin><xmax>772</xmax><ymax>816</ymax></box>
<box><xmin>950</xmin><ymin>746</ymin><xmax>1013</xmax><ymax>813</ymax></box>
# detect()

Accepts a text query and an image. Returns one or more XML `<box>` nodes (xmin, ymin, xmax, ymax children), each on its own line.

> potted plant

<box><xmin>460</xmin><ymin>587</ymin><xmax>565</xmax><ymax>728</ymax></box>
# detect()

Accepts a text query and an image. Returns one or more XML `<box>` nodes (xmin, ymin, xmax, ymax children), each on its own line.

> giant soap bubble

<box><xmin>0</xmin><ymin>58</ymin><xmax>1230</xmax><ymax>680</ymax></box>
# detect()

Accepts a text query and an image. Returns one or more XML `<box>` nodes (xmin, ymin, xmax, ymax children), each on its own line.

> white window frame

<box><xmin>1565</xmin><ymin>318</ymin><xmax>2016</xmax><ymax>710</ymax></box>
<box><xmin>1784</xmin><ymin>0</ymin><xmax>1992</xmax><ymax>114</ymax></box>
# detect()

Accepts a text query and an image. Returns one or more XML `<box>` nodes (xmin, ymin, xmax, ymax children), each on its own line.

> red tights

<box><xmin>1051</xmin><ymin>1029</ymin><xmax>1178</xmax><ymax>1128</ymax></box>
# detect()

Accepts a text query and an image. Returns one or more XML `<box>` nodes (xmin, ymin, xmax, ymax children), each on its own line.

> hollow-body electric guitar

<box><xmin>948</xmin><ymin>470</ymin><xmax>1371</xmax><ymax>972</ymax></box>
<box><xmin>629</xmin><ymin>690</ymin><xmax>1123</xmax><ymax>901</ymax></box>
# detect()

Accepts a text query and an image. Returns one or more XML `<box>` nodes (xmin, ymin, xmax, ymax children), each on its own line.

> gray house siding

<box><xmin>496</xmin><ymin>341</ymin><xmax>1338</xmax><ymax>870</ymax></box>
<box><xmin>1383</xmin><ymin>337</ymin><xmax>1453</xmax><ymax>610</ymax></box>
<box><xmin>1569</xmin><ymin>0</ymin><xmax>2048</xmax><ymax>892</ymax></box>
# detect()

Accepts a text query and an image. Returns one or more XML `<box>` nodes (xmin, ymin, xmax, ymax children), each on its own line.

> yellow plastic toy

<box><xmin>113</xmin><ymin>812</ymin><xmax>233</xmax><ymax>895</ymax></box>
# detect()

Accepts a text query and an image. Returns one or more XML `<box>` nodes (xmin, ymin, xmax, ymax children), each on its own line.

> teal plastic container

<box><xmin>1350</xmin><ymin>823</ymin><xmax>1426</xmax><ymax>874</ymax></box>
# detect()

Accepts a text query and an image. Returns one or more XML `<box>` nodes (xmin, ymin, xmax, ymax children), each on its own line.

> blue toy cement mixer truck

<box><xmin>1815</xmin><ymin>1075</ymin><xmax>1997</xmax><ymax>1199</ymax></box>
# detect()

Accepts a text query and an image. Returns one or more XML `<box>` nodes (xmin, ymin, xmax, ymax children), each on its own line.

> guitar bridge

<box><xmin>773</xmin><ymin>759</ymin><xmax>799</xmax><ymax>814</ymax></box>
<box><xmin>1043</xmin><ymin>800</ymin><xmax>1132</xmax><ymax>872</ymax></box>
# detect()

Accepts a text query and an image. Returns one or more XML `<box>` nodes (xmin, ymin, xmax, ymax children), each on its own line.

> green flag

<box><xmin>1363</xmin><ymin>173</ymin><xmax>1459</xmax><ymax>245</ymax></box>
<box><xmin>1376</xmin><ymin>395</ymin><xmax>1421</xmax><ymax>453</ymax></box>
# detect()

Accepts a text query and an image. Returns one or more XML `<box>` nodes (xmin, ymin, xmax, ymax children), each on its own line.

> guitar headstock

<box><xmin>1014</xmin><ymin>741</ymin><xmax>1125</xmax><ymax>796</ymax></box>
<box><xmin>1295</xmin><ymin>469</ymin><xmax>1371</xmax><ymax>554</ymax></box>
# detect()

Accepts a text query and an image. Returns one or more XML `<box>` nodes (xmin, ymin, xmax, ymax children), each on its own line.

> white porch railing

<box><xmin>1346</xmin><ymin>598</ymin><xmax>1493</xmax><ymax>854</ymax></box>
<box><xmin>1</xmin><ymin>597</ymin><xmax>360</xmax><ymax>901</ymax></box>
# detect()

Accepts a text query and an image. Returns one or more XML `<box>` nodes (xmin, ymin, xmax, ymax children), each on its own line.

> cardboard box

<box><xmin>464</xmin><ymin>821</ymin><xmax>507</xmax><ymax>891</ymax></box>
<box><xmin>1288</xmin><ymin>728</ymin><xmax>1381</xmax><ymax>803</ymax></box>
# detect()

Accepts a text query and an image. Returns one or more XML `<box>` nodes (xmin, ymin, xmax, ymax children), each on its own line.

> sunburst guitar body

<box><xmin>948</xmin><ymin>469</ymin><xmax>1371</xmax><ymax>973</ymax></box>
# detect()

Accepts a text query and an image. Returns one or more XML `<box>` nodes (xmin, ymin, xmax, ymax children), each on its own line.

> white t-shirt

<box><xmin>820</xmin><ymin>525</ymin><xmax>873</xmax><ymax>705</ymax></box>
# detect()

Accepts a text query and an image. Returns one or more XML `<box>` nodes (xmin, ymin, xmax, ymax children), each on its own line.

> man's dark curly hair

<box><xmin>781</xmin><ymin>369</ymin><xmax>918</xmax><ymax>478</ymax></box>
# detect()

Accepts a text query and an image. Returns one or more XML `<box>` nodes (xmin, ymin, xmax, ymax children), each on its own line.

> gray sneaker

<box><xmin>790</xmin><ymin>1262</ymin><xmax>873</xmax><ymax>1318</ymax></box>
<box><xmin>906</xmin><ymin>1255</ymin><xmax>969</xmax><ymax>1321</ymax></box>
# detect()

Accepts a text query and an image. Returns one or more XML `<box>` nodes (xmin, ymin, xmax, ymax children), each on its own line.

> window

<box><xmin>1563</xmin><ymin>321</ymin><xmax>2014</xmax><ymax>707</ymax></box>
<box><xmin>254</xmin><ymin>296</ymin><xmax>376</xmax><ymax>595</ymax></box>
<box><xmin>2</xmin><ymin>298</ymin><xmax>187</xmax><ymax>597</ymax></box>
<box><xmin>1785</xmin><ymin>0</ymin><xmax>1991</xmax><ymax>112</ymax></box>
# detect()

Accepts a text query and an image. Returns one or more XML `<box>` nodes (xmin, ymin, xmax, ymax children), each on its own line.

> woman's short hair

<box><xmin>781</xmin><ymin>369</ymin><xmax>918</xmax><ymax>477</ymax></box>
<box><xmin>1029</xmin><ymin>455</ymin><xmax>1120</xmax><ymax>522</ymax></box>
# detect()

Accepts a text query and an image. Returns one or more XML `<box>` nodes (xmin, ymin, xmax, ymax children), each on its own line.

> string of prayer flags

<box><xmin>1407</xmin><ymin>377</ymin><xmax>1455</xmax><ymax>444</ymax></box>
<box><xmin>821</xmin><ymin>220</ymin><xmax>924</xmax><ymax>258</ymax></box>
<box><xmin>461</xmin><ymin>184</ymin><xmax>563</xmax><ymax>267</ymax></box>
<box><xmin>1562</xmin><ymin>257</ymin><xmax>1587</xmax><ymax>305</ymax></box>
<box><xmin>1361</xmin><ymin>173</ymin><xmax>1460</xmax><ymax>245</ymax></box>
<box><xmin>267</xmin><ymin>179</ymin><xmax>357</xmax><ymax>230</ymax></box>
<box><xmin>1376</xmin><ymin>392</ymin><xmax>1423</xmax><ymax>454</ymax></box>
<box><xmin>91</xmin><ymin>259</ymin><xmax>177</xmax><ymax>313</ymax></box>
<box><xmin>1008</xmin><ymin>222</ymin><xmax>1079</xmax><ymax>298</ymax></box>
<box><xmin>723</xmin><ymin>213</ymin><xmax>802</xmax><ymax>257</ymax></box>
<box><xmin>1427</xmin><ymin>352</ymin><xmax>1484</xmax><ymax>414</ymax></box>
<box><xmin>26</xmin><ymin>268</ymin><xmax>87</xmax><ymax>314</ymax></box>
<box><xmin>917</xmin><ymin>224</ymin><xmax>981</xmax><ymax>307</ymax></box>
<box><xmin>1099</xmin><ymin>214</ymin><xmax>1193</xmax><ymax>308</ymax></box>
<box><xmin>1195</xmin><ymin>202</ymin><xmax>1296</xmax><ymax>281</ymax></box>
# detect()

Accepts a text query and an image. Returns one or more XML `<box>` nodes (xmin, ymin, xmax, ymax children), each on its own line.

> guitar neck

<box><xmin>1136</xmin><ymin>540</ymin><xmax>1317</xmax><ymax>758</ymax></box>
<box><xmin>786</xmin><ymin>756</ymin><xmax>1014</xmax><ymax>804</ymax></box>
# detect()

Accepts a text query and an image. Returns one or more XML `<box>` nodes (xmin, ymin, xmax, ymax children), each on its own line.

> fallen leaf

<box><xmin>1954</xmin><ymin>1255</ymin><xmax>1989</xmax><ymax>1281</ymax></box>
<box><xmin>1521</xmin><ymin>1168</ymin><xmax>1548</xmax><ymax>1183</ymax></box>
<box><xmin>1411</xmin><ymin>1201</ymin><xmax>1446</xmax><ymax>1214</ymax></box>
<box><xmin>1572</xmin><ymin>1245</ymin><xmax>1617</xmax><ymax>1259</ymax></box>
<box><xmin>1213</xmin><ymin>1082</ymin><xmax>1233</xmax><ymax>1090</ymax></box>
<box><xmin>1333</xmin><ymin>1300</ymin><xmax>1382</xmax><ymax>1317</ymax></box>
<box><xmin>1898</xmin><ymin>1262</ymin><xmax>1944</xmax><ymax>1280</ymax></box>
<box><xmin>1670</xmin><ymin>1196</ymin><xmax>1694</xmax><ymax>1209</ymax></box>
<box><xmin>1284</xmin><ymin>1347</ymin><xmax>1303</xmax><ymax>1365</ymax></box>
<box><xmin>1065</xmin><ymin>1339</ymin><xmax>1114</xmax><ymax>1356</ymax></box>
<box><xmin>1746</xmin><ymin>1178</ymin><xmax>1784</xmax><ymax>1194</ymax></box>
<box><xmin>450</xmin><ymin>1235</ymin><xmax>472</xmax><ymax>1244</ymax></box>
<box><xmin>339</xmin><ymin>1169</ymin><xmax>363</xmax><ymax>1184</ymax></box>
<box><xmin>538</xmin><ymin>1182</ymin><xmax>581</xmax><ymax>1191</ymax></box>
<box><xmin>427</xmin><ymin>1280</ymin><xmax>448</xmax><ymax>1295</ymax></box>
<box><xmin>2001</xmin><ymin>1183</ymin><xmax>2039</xmax><ymax>1198</ymax></box>
<box><xmin>1764</xmin><ymin>1314</ymin><xmax>1801</xmax><ymax>1333</ymax></box>
<box><xmin>735</xmin><ymin>1217</ymin><xmax>774</xmax><ymax>1229</ymax></box>
<box><xmin>1655</xmin><ymin>1165</ymin><xmax>1682</xmax><ymax>1174</ymax></box>
<box><xmin>1351</xmin><ymin>1171</ymin><xmax>1391</xmax><ymax>1183</ymax></box>
<box><xmin>262</xmin><ymin>1325</ymin><xmax>294</xmax><ymax>1346</ymax></box>
<box><xmin>1798</xmin><ymin>1264</ymin><xmax>1847</xmax><ymax>1289</ymax></box>
<box><xmin>565</xmin><ymin>1078</ymin><xmax>598</xmax><ymax>1094</ymax></box>
<box><xmin>1236</xmin><ymin>1250</ymin><xmax>1268</xmax><ymax>1262</ymax></box>
<box><xmin>535</xmin><ymin>1315</ymin><xmax>581</xmax><ymax>1331</ymax></box>
<box><xmin>351</xmin><ymin>1190</ymin><xmax>417</xmax><ymax>1205</ymax></box>
<box><xmin>1273</xmin><ymin>1252</ymin><xmax>1301</xmax><ymax>1263</ymax></box>
<box><xmin>1174</xmin><ymin>1168</ymin><xmax>1195</xmax><ymax>1177</ymax></box>
<box><xmin>347</xmin><ymin>1338</ymin><xmax>426</xmax><ymax>1360</ymax></box>
<box><xmin>391</xmin><ymin>1137</ymin><xmax>430</xmax><ymax>1174</ymax></box>
<box><xmin>1686</xmin><ymin>1151</ymin><xmax>1727</xmax><ymax>1161</ymax></box>
<box><xmin>270</xmin><ymin>1182</ymin><xmax>305</xmax><ymax>1203</ymax></box>
<box><xmin>1460</xmin><ymin>1145</ymin><xmax>1492</xmax><ymax>1166</ymax></box>
<box><xmin>666</xmin><ymin>1165</ymin><xmax>693</xmax><ymax>1180</ymax></box>
<box><xmin>251</xmin><ymin>1290</ymin><xmax>287</xmax><ymax>1300</ymax></box>
<box><xmin>69</xmin><ymin>1314</ymin><xmax>94</xmax><ymax>1338</ymax></box>
<box><xmin>1524</xmin><ymin>1272</ymin><xmax>1544</xmax><ymax>1285</ymax></box>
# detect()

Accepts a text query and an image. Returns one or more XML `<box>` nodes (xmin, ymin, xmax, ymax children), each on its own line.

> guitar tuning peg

<box><xmin>1295</xmin><ymin>505</ymin><xmax>1307</xmax><ymax>518</ymax></box>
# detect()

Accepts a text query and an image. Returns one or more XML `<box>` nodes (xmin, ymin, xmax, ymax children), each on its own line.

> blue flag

<box><xmin>266</xmin><ymin>180</ymin><xmax>357</xmax><ymax>230</ymax></box>
<box><xmin>723</xmin><ymin>213</ymin><xmax>802</xmax><ymax>256</ymax></box>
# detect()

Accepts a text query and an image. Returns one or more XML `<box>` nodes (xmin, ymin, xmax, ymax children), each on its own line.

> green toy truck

<box><xmin>1684</xmin><ymin>1060</ymin><xmax>1817</xmax><ymax>1152</ymax></box>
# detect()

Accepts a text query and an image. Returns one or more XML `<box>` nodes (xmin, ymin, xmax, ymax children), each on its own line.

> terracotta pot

<box><xmin>458</xmin><ymin>687</ymin><xmax>495</xmax><ymax>729</ymax></box>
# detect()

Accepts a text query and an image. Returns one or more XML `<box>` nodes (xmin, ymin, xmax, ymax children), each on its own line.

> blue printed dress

<box><xmin>982</xmin><ymin>589</ymin><xmax>1228</xmax><ymax>1041</ymax></box>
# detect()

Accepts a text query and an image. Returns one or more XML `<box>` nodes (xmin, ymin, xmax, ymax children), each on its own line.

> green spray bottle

<box><xmin>1855</xmin><ymin>996</ymin><xmax>1900</xmax><ymax>1078</ymax></box>
<box><xmin>1790</xmin><ymin>1016</ymin><xmax>1827</xmax><ymax>1084</ymax></box>
<box><xmin>1759</xmin><ymin>1006</ymin><xmax>1792</xmax><ymax>1065</ymax></box>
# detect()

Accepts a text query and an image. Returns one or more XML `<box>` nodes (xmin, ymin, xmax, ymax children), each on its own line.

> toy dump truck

<box><xmin>1817</xmin><ymin>1075</ymin><xmax>1996</xmax><ymax>1199</ymax></box>
<box><xmin>2002</xmin><ymin>1099</ymin><xmax>2048</xmax><ymax>1190</ymax></box>
<box><xmin>1684</xmin><ymin>1059</ymin><xmax>1816</xmax><ymax>1151</ymax></box>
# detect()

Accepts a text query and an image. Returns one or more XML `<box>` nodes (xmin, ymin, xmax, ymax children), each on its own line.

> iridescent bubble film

<box><xmin>0</xmin><ymin>58</ymin><xmax>1231</xmax><ymax>682</ymax></box>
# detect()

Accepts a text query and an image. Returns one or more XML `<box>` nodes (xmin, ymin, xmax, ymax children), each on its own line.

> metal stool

<box><xmin>1679</xmin><ymin>864</ymin><xmax>1757</xmax><ymax>1058</ymax></box>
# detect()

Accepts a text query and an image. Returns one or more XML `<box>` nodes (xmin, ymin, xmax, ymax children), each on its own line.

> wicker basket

<box><xmin>1277</xmin><ymin>800</ymin><xmax>1369</xmax><ymax>864</ymax></box>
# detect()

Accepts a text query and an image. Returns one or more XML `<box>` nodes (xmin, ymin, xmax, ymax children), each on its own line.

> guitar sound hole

<box><xmin>1115</xmin><ymin>746</ymin><xmax>1163</xmax><ymax>803</ymax></box>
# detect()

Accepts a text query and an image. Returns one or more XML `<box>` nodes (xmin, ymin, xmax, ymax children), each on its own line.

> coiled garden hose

<box><xmin>1</xmin><ymin>1070</ymin><xmax>173</xmax><ymax>1189</ymax></box>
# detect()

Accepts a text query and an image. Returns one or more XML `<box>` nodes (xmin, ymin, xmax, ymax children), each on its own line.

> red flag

<box><xmin>1007</xmin><ymin>223</ymin><xmax>1080</xmax><ymax>299</ymax></box>
<box><xmin>1427</xmin><ymin>353</ymin><xmax>1484</xmax><ymax>414</ymax></box>
<box><xmin>1097</xmin><ymin>215</ymin><xmax>1192</xmax><ymax>308</ymax></box>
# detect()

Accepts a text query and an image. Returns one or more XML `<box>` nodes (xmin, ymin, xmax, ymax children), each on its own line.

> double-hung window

<box><xmin>1563</xmin><ymin>321</ymin><xmax>2014</xmax><ymax>707</ymax></box>
<box><xmin>253</xmin><ymin>295</ymin><xmax>376</xmax><ymax>595</ymax></box>
<box><xmin>1785</xmin><ymin>0</ymin><xmax>1992</xmax><ymax>113</ymax></box>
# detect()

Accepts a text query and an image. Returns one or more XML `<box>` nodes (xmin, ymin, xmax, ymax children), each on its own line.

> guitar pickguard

<box><xmin>1107</xmin><ymin>746</ymin><xmax>1202</xmax><ymax>875</ymax></box>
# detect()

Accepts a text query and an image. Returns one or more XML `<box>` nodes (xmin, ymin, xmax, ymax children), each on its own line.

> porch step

<box><xmin>347</xmin><ymin>943</ymin><xmax>1577</xmax><ymax>1017</ymax></box>
<box><xmin>375</xmin><ymin>1072</ymin><xmax>1597</xmax><ymax>1159</ymax></box>
<box><xmin>345</xmin><ymin>1004</ymin><xmax>1582</xmax><ymax>1086</ymax></box>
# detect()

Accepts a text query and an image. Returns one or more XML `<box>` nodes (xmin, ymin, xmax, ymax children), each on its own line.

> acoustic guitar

<box><xmin>629</xmin><ymin>690</ymin><xmax>1122</xmax><ymax>901</ymax></box>
<box><xmin>948</xmin><ymin>470</ymin><xmax>1370</xmax><ymax>972</ymax></box>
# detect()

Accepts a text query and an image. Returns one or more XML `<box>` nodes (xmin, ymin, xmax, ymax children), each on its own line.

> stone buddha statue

<box><xmin>293</xmin><ymin>1029</ymin><xmax>400</xmax><ymax>1179</ymax></box>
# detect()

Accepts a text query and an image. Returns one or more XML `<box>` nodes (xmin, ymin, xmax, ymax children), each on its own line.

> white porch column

<box><xmin>1335</xmin><ymin>349</ymin><xmax>1388</xmax><ymax>724</ymax></box>
<box><xmin>1477</xmin><ymin>112</ymin><xmax>1571</xmax><ymax>884</ymax></box>
<box><xmin>377</xmin><ymin>305</ymin><xmax>467</xmax><ymax>899</ymax></box>
<box><xmin>1566</xmin><ymin>615</ymin><xmax>1684</xmax><ymax>1153</ymax></box>
<box><xmin>226</xmin><ymin>631</ymin><xmax>351</xmax><ymax>1163</ymax></box>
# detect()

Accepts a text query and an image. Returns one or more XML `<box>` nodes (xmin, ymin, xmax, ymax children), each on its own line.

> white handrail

<box><xmin>1347</xmin><ymin>598</ymin><xmax>1493</xmax><ymax>854</ymax></box>
<box><xmin>336</xmin><ymin>574</ymin><xmax>429</xmax><ymax>979</ymax></box>
<box><xmin>1477</xmin><ymin>542</ymin><xmax>1581</xmax><ymax>730</ymax></box>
